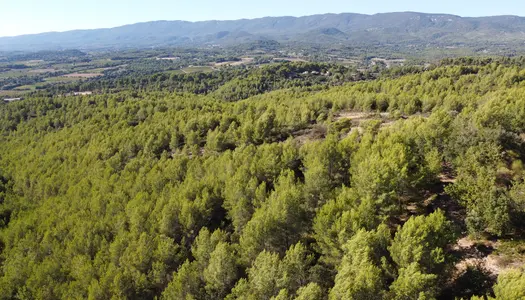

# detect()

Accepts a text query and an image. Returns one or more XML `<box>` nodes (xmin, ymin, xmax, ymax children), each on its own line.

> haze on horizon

<box><xmin>2</xmin><ymin>0</ymin><xmax>525</xmax><ymax>38</ymax></box>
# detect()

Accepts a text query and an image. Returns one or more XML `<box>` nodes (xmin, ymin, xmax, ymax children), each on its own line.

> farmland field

<box><xmin>182</xmin><ymin>66</ymin><xmax>214</xmax><ymax>73</ymax></box>
<box><xmin>62</xmin><ymin>73</ymin><xmax>102</xmax><ymax>78</ymax></box>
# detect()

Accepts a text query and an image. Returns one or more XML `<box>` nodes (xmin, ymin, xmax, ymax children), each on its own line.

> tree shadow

<box><xmin>439</xmin><ymin>264</ymin><xmax>495</xmax><ymax>300</ymax></box>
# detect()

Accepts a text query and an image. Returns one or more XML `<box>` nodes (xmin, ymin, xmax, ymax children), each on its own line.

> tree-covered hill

<box><xmin>46</xmin><ymin>62</ymin><xmax>373</xmax><ymax>100</ymax></box>
<box><xmin>0</xmin><ymin>59</ymin><xmax>525</xmax><ymax>299</ymax></box>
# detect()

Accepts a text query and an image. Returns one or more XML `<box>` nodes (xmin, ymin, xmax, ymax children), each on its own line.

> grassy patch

<box><xmin>163</xmin><ymin>70</ymin><xmax>185</xmax><ymax>75</ymax></box>
<box><xmin>493</xmin><ymin>239</ymin><xmax>525</xmax><ymax>270</ymax></box>
<box><xmin>182</xmin><ymin>66</ymin><xmax>214</xmax><ymax>73</ymax></box>
<box><xmin>496</xmin><ymin>240</ymin><xmax>525</xmax><ymax>259</ymax></box>
<box><xmin>44</xmin><ymin>76</ymin><xmax>82</xmax><ymax>83</ymax></box>
<box><xmin>0</xmin><ymin>90</ymin><xmax>25</xmax><ymax>97</ymax></box>
<box><xmin>13</xmin><ymin>85</ymin><xmax>37</xmax><ymax>91</ymax></box>
<box><xmin>0</xmin><ymin>69</ymin><xmax>34</xmax><ymax>78</ymax></box>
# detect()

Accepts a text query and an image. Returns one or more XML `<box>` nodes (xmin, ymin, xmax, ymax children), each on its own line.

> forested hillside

<box><xmin>0</xmin><ymin>59</ymin><xmax>525</xmax><ymax>299</ymax></box>
<box><xmin>47</xmin><ymin>62</ymin><xmax>373</xmax><ymax>99</ymax></box>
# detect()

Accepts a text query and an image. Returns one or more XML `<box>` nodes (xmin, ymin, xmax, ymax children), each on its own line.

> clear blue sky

<box><xmin>2</xmin><ymin>0</ymin><xmax>525</xmax><ymax>37</ymax></box>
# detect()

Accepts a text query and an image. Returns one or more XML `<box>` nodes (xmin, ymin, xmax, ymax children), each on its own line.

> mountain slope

<box><xmin>2</xmin><ymin>12</ymin><xmax>525</xmax><ymax>51</ymax></box>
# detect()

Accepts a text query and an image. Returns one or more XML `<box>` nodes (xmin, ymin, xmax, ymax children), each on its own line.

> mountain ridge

<box><xmin>2</xmin><ymin>12</ymin><xmax>525</xmax><ymax>51</ymax></box>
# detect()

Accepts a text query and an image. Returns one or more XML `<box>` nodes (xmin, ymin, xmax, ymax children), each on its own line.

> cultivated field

<box><xmin>62</xmin><ymin>73</ymin><xmax>102</xmax><ymax>78</ymax></box>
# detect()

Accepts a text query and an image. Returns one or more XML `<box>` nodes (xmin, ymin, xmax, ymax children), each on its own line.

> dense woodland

<box><xmin>1</xmin><ymin>58</ymin><xmax>525</xmax><ymax>299</ymax></box>
<box><xmin>48</xmin><ymin>62</ymin><xmax>374</xmax><ymax>99</ymax></box>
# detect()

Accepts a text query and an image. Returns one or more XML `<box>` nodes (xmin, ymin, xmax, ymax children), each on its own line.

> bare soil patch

<box><xmin>335</xmin><ymin>111</ymin><xmax>390</xmax><ymax>121</ymax></box>
<box><xmin>214</xmin><ymin>57</ymin><xmax>254</xmax><ymax>67</ymax></box>
<box><xmin>336</xmin><ymin>111</ymin><xmax>393</xmax><ymax>133</ymax></box>
<box><xmin>62</xmin><ymin>73</ymin><xmax>102</xmax><ymax>78</ymax></box>
<box><xmin>448</xmin><ymin>237</ymin><xmax>524</xmax><ymax>289</ymax></box>
<box><xmin>335</xmin><ymin>111</ymin><xmax>370</xmax><ymax>120</ymax></box>
<box><xmin>292</xmin><ymin>125</ymin><xmax>327</xmax><ymax>145</ymax></box>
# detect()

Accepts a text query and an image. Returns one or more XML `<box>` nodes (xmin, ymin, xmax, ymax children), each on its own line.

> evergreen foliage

<box><xmin>1</xmin><ymin>58</ymin><xmax>525</xmax><ymax>299</ymax></box>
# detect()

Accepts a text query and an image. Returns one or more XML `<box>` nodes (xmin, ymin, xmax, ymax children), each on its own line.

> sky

<box><xmin>1</xmin><ymin>0</ymin><xmax>525</xmax><ymax>37</ymax></box>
